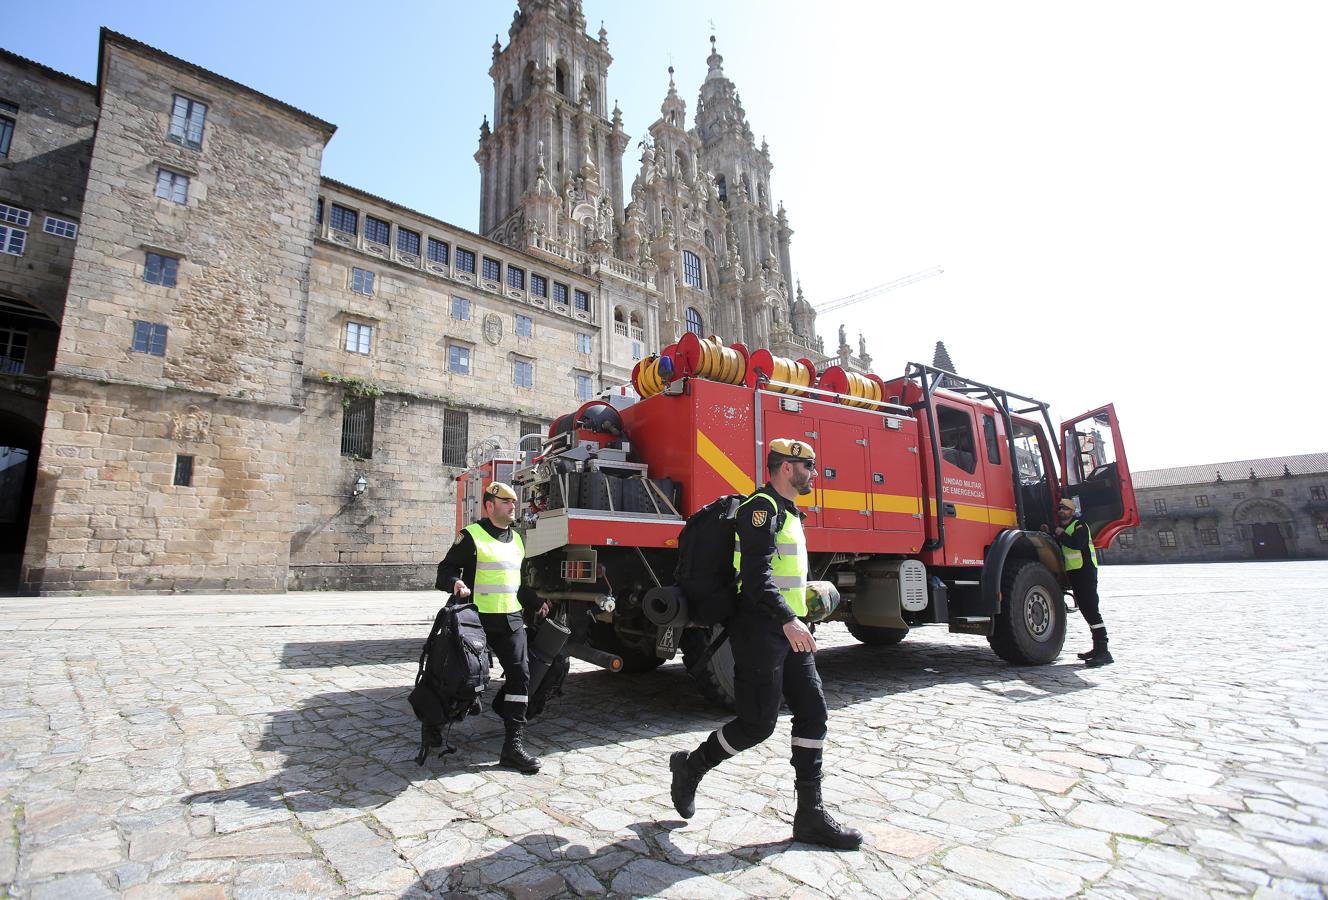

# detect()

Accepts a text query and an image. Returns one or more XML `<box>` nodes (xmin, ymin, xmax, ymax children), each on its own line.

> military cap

<box><xmin>483</xmin><ymin>481</ymin><xmax>518</xmax><ymax>501</ymax></box>
<box><xmin>1058</xmin><ymin>497</ymin><xmax>1078</xmax><ymax>512</ymax></box>
<box><xmin>768</xmin><ymin>438</ymin><xmax>816</xmax><ymax>462</ymax></box>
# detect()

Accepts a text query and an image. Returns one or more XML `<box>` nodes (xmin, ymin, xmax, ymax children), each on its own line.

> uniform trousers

<box><xmin>1069</xmin><ymin>568</ymin><xmax>1107</xmax><ymax>643</ymax></box>
<box><xmin>700</xmin><ymin>608</ymin><xmax>828</xmax><ymax>781</ymax></box>
<box><xmin>481</xmin><ymin>611</ymin><xmax>530</xmax><ymax>726</ymax></box>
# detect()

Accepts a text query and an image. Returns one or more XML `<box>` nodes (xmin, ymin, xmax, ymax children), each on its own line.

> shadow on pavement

<box><xmin>280</xmin><ymin>638</ymin><xmax>419</xmax><ymax>667</ymax></box>
<box><xmin>405</xmin><ymin>822</ymin><xmax>788</xmax><ymax>896</ymax></box>
<box><xmin>186</xmin><ymin>632</ymin><xmax>1094</xmax><ymax>824</ymax></box>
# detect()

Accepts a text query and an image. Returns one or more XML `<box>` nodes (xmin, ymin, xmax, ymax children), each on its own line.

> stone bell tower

<box><xmin>476</xmin><ymin>0</ymin><xmax>630</xmax><ymax>253</ymax></box>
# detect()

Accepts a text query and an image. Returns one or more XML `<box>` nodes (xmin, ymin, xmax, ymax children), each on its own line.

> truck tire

<box><xmin>989</xmin><ymin>559</ymin><xmax>1066</xmax><ymax>665</ymax></box>
<box><xmin>679</xmin><ymin>626</ymin><xmax>737</xmax><ymax>709</ymax></box>
<box><xmin>846</xmin><ymin>622</ymin><xmax>909</xmax><ymax>646</ymax></box>
<box><xmin>589</xmin><ymin>620</ymin><xmax>666</xmax><ymax>674</ymax></box>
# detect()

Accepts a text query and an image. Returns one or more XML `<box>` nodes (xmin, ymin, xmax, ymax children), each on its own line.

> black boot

<box><xmin>499</xmin><ymin>724</ymin><xmax>541</xmax><ymax>773</ymax></box>
<box><xmin>669</xmin><ymin>749</ymin><xmax>713</xmax><ymax>819</ymax></box>
<box><xmin>793</xmin><ymin>779</ymin><xmax>863</xmax><ymax>850</ymax></box>
<box><xmin>1081</xmin><ymin>634</ymin><xmax>1113</xmax><ymax>667</ymax></box>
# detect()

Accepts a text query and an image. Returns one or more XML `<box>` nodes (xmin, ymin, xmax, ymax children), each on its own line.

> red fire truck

<box><xmin>456</xmin><ymin>333</ymin><xmax>1138</xmax><ymax>705</ymax></box>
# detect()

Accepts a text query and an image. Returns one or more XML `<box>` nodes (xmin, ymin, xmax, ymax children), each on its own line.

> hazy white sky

<box><xmin>9</xmin><ymin>1</ymin><xmax>1327</xmax><ymax>469</ymax></box>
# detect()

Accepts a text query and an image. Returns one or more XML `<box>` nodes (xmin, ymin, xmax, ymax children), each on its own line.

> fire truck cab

<box><xmin>455</xmin><ymin>340</ymin><xmax>1138</xmax><ymax>706</ymax></box>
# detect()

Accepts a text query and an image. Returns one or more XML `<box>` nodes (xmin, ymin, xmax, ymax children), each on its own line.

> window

<box><xmin>1195</xmin><ymin>494</ymin><xmax>1209</xmax><ymax>507</ymax></box>
<box><xmin>1313</xmin><ymin>486</ymin><xmax>1327</xmax><ymax>500</ymax></box>
<box><xmin>574</xmin><ymin>289</ymin><xmax>590</xmax><ymax>312</ymax></box>
<box><xmin>350</xmin><ymin>267</ymin><xmax>375</xmax><ymax>295</ymax></box>
<box><xmin>507</xmin><ymin>265</ymin><xmax>525</xmax><ymax>291</ymax></box>
<box><xmin>330</xmin><ymin>204</ymin><xmax>357</xmax><ymax>234</ymax></box>
<box><xmin>1158</xmin><ymin>529</ymin><xmax>1177</xmax><ymax>548</ymax></box>
<box><xmin>167</xmin><ymin>95</ymin><xmax>207</xmax><ymax>148</ymax></box>
<box><xmin>482</xmin><ymin>257</ymin><xmax>501</xmax><ymax>281</ymax></box>
<box><xmin>1200</xmin><ymin>528</ymin><xmax>1220</xmax><ymax>546</ymax></box>
<box><xmin>1318</xmin><ymin>520</ymin><xmax>1328</xmax><ymax>542</ymax></box>
<box><xmin>574</xmin><ymin>372</ymin><xmax>593</xmax><ymax>401</ymax></box>
<box><xmin>397</xmin><ymin>227</ymin><xmax>420</xmax><ymax>256</ymax></box>
<box><xmin>530</xmin><ymin>273</ymin><xmax>547</xmax><ymax>297</ymax></box>
<box><xmin>456</xmin><ymin>247</ymin><xmax>476</xmax><ymax>273</ymax></box>
<box><xmin>427</xmin><ymin>237</ymin><xmax>449</xmax><ymax>264</ymax></box>
<box><xmin>519</xmin><ymin>420</ymin><xmax>543</xmax><ymax>449</ymax></box>
<box><xmin>682</xmin><ymin>250</ymin><xmax>703</xmax><ymax>288</ymax></box>
<box><xmin>0</xmin><ymin>327</ymin><xmax>28</xmax><ymax>374</ymax></box>
<box><xmin>365</xmin><ymin>216</ymin><xmax>390</xmax><ymax>245</ymax></box>
<box><xmin>155</xmin><ymin>169</ymin><xmax>189</xmax><ymax>204</ymax></box>
<box><xmin>716</xmin><ymin>175</ymin><xmax>727</xmax><ymax>203</ymax></box>
<box><xmin>515</xmin><ymin>314</ymin><xmax>533</xmax><ymax>338</ymax></box>
<box><xmin>513</xmin><ymin>357</ymin><xmax>533</xmax><ymax>388</ymax></box>
<box><xmin>451</xmin><ymin>296</ymin><xmax>470</xmax><ymax>320</ymax></box>
<box><xmin>131</xmin><ymin>320</ymin><xmax>168</xmax><ymax>356</ymax></box>
<box><xmin>1233</xmin><ymin>491</ymin><xmax>1245</xmax><ymax>499</ymax></box>
<box><xmin>143</xmin><ymin>252</ymin><xmax>179</xmax><ymax>287</ymax></box>
<box><xmin>43</xmin><ymin>216</ymin><xmax>79</xmax><ymax>239</ymax></box>
<box><xmin>442</xmin><ymin>409</ymin><xmax>469</xmax><ymax>466</ymax></box>
<box><xmin>0</xmin><ymin>101</ymin><xmax>15</xmax><ymax>157</ymax></box>
<box><xmin>448</xmin><ymin>344</ymin><xmax>471</xmax><ymax>374</ymax></box>
<box><xmin>1154</xmin><ymin>498</ymin><xmax>1168</xmax><ymax>515</ymax></box>
<box><xmin>316</xmin><ymin>198</ymin><xmax>323</xmax><ymax>224</ymax></box>
<box><xmin>1271</xmin><ymin>488</ymin><xmax>1284</xmax><ymax>497</ymax></box>
<box><xmin>982</xmin><ymin>414</ymin><xmax>1001</xmax><ymax>465</ymax></box>
<box><xmin>173</xmin><ymin>455</ymin><xmax>194</xmax><ymax>487</ymax></box>
<box><xmin>937</xmin><ymin>404</ymin><xmax>977</xmax><ymax>474</ymax></box>
<box><xmin>553</xmin><ymin>282</ymin><xmax>569</xmax><ymax>306</ymax></box>
<box><xmin>685</xmin><ymin>307</ymin><xmax>703</xmax><ymax>336</ymax></box>
<box><xmin>340</xmin><ymin>397</ymin><xmax>374</xmax><ymax>458</ymax></box>
<box><xmin>576</xmin><ymin>333</ymin><xmax>592</xmax><ymax>354</ymax></box>
<box><xmin>345</xmin><ymin>321</ymin><xmax>372</xmax><ymax>354</ymax></box>
<box><xmin>0</xmin><ymin>203</ymin><xmax>30</xmax><ymax>256</ymax></box>
<box><xmin>632</xmin><ymin>341</ymin><xmax>643</xmax><ymax>361</ymax></box>
<box><xmin>1117</xmin><ymin>529</ymin><xmax>1135</xmax><ymax>549</ymax></box>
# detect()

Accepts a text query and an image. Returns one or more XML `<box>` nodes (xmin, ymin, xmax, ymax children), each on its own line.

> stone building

<box><xmin>1107</xmin><ymin>453</ymin><xmax>1328</xmax><ymax>564</ymax></box>
<box><xmin>0</xmin><ymin>1</ymin><xmax>829</xmax><ymax>593</ymax></box>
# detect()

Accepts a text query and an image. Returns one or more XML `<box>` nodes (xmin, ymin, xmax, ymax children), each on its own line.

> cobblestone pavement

<box><xmin>2</xmin><ymin>561</ymin><xmax>1326</xmax><ymax>899</ymax></box>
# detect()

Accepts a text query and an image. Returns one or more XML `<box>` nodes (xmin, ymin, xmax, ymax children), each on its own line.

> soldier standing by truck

<box><xmin>668</xmin><ymin>438</ymin><xmax>862</xmax><ymax>849</ymax></box>
<box><xmin>436</xmin><ymin>481</ymin><xmax>548</xmax><ymax>772</ymax></box>
<box><xmin>1052</xmin><ymin>497</ymin><xmax>1113</xmax><ymax>667</ymax></box>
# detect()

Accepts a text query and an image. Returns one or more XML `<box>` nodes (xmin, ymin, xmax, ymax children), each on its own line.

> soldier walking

<box><xmin>436</xmin><ymin>481</ymin><xmax>547</xmax><ymax>772</ymax></box>
<box><xmin>669</xmin><ymin>438</ymin><xmax>862</xmax><ymax>849</ymax></box>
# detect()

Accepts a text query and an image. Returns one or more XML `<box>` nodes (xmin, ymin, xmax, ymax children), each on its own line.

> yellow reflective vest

<box><xmin>1061</xmin><ymin>519</ymin><xmax>1099</xmax><ymax>572</ymax></box>
<box><xmin>463</xmin><ymin>522</ymin><xmax>524</xmax><ymax>614</ymax></box>
<box><xmin>733</xmin><ymin>491</ymin><xmax>809</xmax><ymax>618</ymax></box>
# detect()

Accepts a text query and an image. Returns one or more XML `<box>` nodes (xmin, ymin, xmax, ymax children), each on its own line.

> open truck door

<box><xmin>1060</xmin><ymin>403</ymin><xmax>1139</xmax><ymax>547</ymax></box>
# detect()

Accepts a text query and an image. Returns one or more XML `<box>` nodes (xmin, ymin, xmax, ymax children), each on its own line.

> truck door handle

<box><xmin>943</xmin><ymin>502</ymin><xmax>957</xmax><ymax>517</ymax></box>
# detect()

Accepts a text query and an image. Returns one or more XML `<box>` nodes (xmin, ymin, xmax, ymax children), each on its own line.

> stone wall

<box><xmin>1107</xmin><ymin>471</ymin><xmax>1328</xmax><ymax>564</ymax></box>
<box><xmin>20</xmin><ymin>33</ymin><xmax>333</xmax><ymax>594</ymax></box>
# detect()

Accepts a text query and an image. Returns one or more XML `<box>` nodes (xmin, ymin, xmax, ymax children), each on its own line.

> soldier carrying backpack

<box><xmin>430</xmin><ymin>481</ymin><xmax>550</xmax><ymax>773</ymax></box>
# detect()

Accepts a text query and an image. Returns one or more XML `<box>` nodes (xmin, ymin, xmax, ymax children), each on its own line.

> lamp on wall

<box><xmin>351</xmin><ymin>475</ymin><xmax>368</xmax><ymax>498</ymax></box>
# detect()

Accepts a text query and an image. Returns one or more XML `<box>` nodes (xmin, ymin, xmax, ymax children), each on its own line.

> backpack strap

<box><xmin>415</xmin><ymin>605</ymin><xmax>452</xmax><ymax>688</ymax></box>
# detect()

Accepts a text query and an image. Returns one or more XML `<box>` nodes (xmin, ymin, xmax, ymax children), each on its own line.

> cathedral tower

<box><xmin>476</xmin><ymin>0</ymin><xmax>630</xmax><ymax>251</ymax></box>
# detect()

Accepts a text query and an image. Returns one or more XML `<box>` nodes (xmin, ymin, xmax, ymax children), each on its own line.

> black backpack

<box><xmin>408</xmin><ymin>602</ymin><xmax>490</xmax><ymax>764</ymax></box>
<box><xmin>673</xmin><ymin>493</ymin><xmax>745</xmax><ymax>625</ymax></box>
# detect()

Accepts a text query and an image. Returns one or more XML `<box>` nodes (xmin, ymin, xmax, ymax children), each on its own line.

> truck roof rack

<box><xmin>903</xmin><ymin>362</ymin><xmax>1064</xmax><ymax>548</ymax></box>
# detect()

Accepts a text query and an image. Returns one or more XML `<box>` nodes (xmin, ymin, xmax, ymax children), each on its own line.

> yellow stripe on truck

<box><xmin>697</xmin><ymin>430</ymin><xmax>755</xmax><ymax>495</ymax></box>
<box><xmin>927</xmin><ymin>498</ymin><xmax>1018</xmax><ymax>526</ymax></box>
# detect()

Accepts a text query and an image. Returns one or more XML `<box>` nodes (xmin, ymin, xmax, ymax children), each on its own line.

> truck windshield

<box><xmin>1013</xmin><ymin>423</ymin><xmax>1046</xmax><ymax>482</ymax></box>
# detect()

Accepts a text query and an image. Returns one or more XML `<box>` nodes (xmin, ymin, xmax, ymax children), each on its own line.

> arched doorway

<box><xmin>1233</xmin><ymin>498</ymin><xmax>1294</xmax><ymax>560</ymax></box>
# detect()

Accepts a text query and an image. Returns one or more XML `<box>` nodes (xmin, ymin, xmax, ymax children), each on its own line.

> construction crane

<box><xmin>813</xmin><ymin>266</ymin><xmax>944</xmax><ymax>314</ymax></box>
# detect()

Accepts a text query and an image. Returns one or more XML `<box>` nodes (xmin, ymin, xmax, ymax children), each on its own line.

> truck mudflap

<box><xmin>980</xmin><ymin>529</ymin><xmax>1064</xmax><ymax>617</ymax></box>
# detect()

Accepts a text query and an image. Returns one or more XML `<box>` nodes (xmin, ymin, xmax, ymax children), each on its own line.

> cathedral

<box><xmin>0</xmin><ymin>1</ymin><xmax>843</xmax><ymax>594</ymax></box>
<box><xmin>477</xmin><ymin>1</ymin><xmax>824</xmax><ymax>388</ymax></box>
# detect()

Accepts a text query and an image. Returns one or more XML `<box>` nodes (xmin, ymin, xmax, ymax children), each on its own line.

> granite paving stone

<box><xmin>0</xmin><ymin>561</ymin><xmax>1326</xmax><ymax>897</ymax></box>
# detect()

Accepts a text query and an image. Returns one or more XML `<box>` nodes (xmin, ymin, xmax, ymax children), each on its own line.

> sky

<box><xmin>7</xmin><ymin>0</ymin><xmax>1327</xmax><ymax>470</ymax></box>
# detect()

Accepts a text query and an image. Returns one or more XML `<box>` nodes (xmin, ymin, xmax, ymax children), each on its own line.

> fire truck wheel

<box><xmin>680</xmin><ymin>626</ymin><xmax>737</xmax><ymax>710</ymax></box>
<box><xmin>989</xmin><ymin>559</ymin><xmax>1066</xmax><ymax>665</ymax></box>
<box><xmin>845</xmin><ymin>623</ymin><xmax>909</xmax><ymax>646</ymax></box>
<box><xmin>589</xmin><ymin>620</ymin><xmax>667</xmax><ymax>674</ymax></box>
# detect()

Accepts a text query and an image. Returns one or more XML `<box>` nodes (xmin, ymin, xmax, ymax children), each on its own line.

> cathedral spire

<box><xmin>705</xmin><ymin>34</ymin><xmax>725</xmax><ymax>82</ymax></box>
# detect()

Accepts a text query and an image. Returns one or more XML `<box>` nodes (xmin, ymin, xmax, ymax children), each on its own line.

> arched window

<box><xmin>682</xmin><ymin>250</ymin><xmax>703</xmax><ymax>288</ymax></box>
<box><xmin>685</xmin><ymin>307</ymin><xmax>703</xmax><ymax>336</ymax></box>
<box><xmin>716</xmin><ymin>175</ymin><xmax>727</xmax><ymax>203</ymax></box>
<box><xmin>613</xmin><ymin>306</ymin><xmax>628</xmax><ymax>338</ymax></box>
<box><xmin>523</xmin><ymin>61</ymin><xmax>537</xmax><ymax>98</ymax></box>
<box><xmin>555</xmin><ymin>62</ymin><xmax>567</xmax><ymax>96</ymax></box>
<box><xmin>675</xmin><ymin>150</ymin><xmax>688</xmax><ymax>177</ymax></box>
